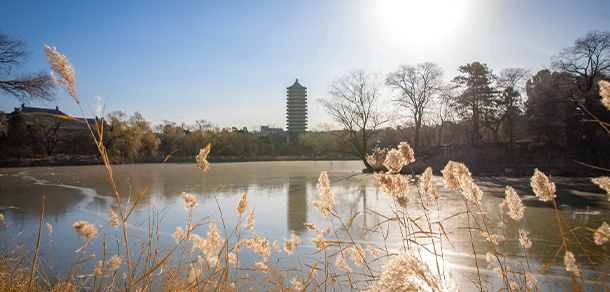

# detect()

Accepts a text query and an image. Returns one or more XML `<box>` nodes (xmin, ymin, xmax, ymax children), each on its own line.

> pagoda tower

<box><xmin>286</xmin><ymin>79</ymin><xmax>307</xmax><ymax>136</ymax></box>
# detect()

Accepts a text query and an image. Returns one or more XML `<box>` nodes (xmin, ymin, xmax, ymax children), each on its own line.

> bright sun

<box><xmin>371</xmin><ymin>0</ymin><xmax>471</xmax><ymax>45</ymax></box>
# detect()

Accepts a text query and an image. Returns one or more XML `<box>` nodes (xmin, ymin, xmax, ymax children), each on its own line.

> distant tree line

<box><xmin>0</xmin><ymin>30</ymin><xmax>609</xmax><ymax>168</ymax></box>
<box><xmin>320</xmin><ymin>30</ymin><xmax>610</xmax><ymax>171</ymax></box>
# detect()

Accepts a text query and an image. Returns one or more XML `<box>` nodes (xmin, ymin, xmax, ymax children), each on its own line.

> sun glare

<box><xmin>372</xmin><ymin>0</ymin><xmax>470</xmax><ymax>45</ymax></box>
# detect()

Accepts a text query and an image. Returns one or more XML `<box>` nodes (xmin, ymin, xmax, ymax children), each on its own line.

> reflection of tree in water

<box><xmin>287</xmin><ymin>177</ymin><xmax>308</xmax><ymax>234</ymax></box>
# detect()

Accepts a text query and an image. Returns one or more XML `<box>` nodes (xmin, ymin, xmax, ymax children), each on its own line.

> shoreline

<box><xmin>0</xmin><ymin>156</ymin><xmax>604</xmax><ymax>178</ymax></box>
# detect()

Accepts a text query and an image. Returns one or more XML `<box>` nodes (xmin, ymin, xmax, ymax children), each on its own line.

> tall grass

<box><xmin>0</xmin><ymin>48</ymin><xmax>609</xmax><ymax>291</ymax></box>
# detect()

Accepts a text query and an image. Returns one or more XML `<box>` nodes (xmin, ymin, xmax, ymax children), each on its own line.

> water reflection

<box><xmin>287</xmin><ymin>177</ymin><xmax>308</xmax><ymax>233</ymax></box>
<box><xmin>0</xmin><ymin>162</ymin><xmax>609</xmax><ymax>290</ymax></box>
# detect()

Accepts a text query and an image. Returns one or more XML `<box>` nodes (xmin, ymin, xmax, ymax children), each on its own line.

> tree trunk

<box><xmin>414</xmin><ymin>120</ymin><xmax>421</xmax><ymax>149</ymax></box>
<box><xmin>472</xmin><ymin>106</ymin><xmax>481</xmax><ymax>144</ymax></box>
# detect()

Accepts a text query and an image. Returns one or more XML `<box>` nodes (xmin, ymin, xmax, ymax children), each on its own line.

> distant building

<box><xmin>286</xmin><ymin>79</ymin><xmax>307</xmax><ymax>137</ymax></box>
<box><xmin>260</xmin><ymin>125</ymin><xmax>284</xmax><ymax>136</ymax></box>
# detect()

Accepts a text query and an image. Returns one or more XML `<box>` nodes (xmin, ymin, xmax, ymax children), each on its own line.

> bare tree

<box><xmin>320</xmin><ymin>70</ymin><xmax>387</xmax><ymax>172</ymax></box>
<box><xmin>386</xmin><ymin>62</ymin><xmax>443</xmax><ymax>149</ymax></box>
<box><xmin>553</xmin><ymin>30</ymin><xmax>610</xmax><ymax>157</ymax></box>
<box><xmin>27</xmin><ymin>114</ymin><xmax>66</xmax><ymax>157</ymax></box>
<box><xmin>431</xmin><ymin>85</ymin><xmax>458</xmax><ymax>145</ymax></box>
<box><xmin>497</xmin><ymin>68</ymin><xmax>530</xmax><ymax>144</ymax></box>
<box><xmin>553</xmin><ymin>30</ymin><xmax>610</xmax><ymax>95</ymax></box>
<box><xmin>0</xmin><ymin>31</ymin><xmax>55</xmax><ymax>102</ymax></box>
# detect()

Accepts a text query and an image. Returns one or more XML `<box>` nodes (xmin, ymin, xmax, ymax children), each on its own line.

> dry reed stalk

<box><xmin>27</xmin><ymin>196</ymin><xmax>44</xmax><ymax>291</ymax></box>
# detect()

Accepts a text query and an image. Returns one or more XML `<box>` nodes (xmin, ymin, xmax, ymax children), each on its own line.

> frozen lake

<box><xmin>0</xmin><ymin>161</ymin><xmax>608</xmax><ymax>290</ymax></box>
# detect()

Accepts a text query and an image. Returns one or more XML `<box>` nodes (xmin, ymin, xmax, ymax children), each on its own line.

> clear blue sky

<box><xmin>1</xmin><ymin>0</ymin><xmax>609</xmax><ymax>130</ymax></box>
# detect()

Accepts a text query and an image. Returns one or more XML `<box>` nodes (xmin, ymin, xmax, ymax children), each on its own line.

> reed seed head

<box><xmin>421</xmin><ymin>167</ymin><xmax>439</xmax><ymax>203</ymax></box>
<box><xmin>335</xmin><ymin>250</ymin><xmax>351</xmax><ymax>273</ymax></box>
<box><xmin>205</xmin><ymin>221</ymin><xmax>222</xmax><ymax>260</ymax></box>
<box><xmin>255</xmin><ymin>261</ymin><xmax>268</xmax><ymax>273</ymax></box>
<box><xmin>481</xmin><ymin>231</ymin><xmax>504</xmax><ymax>246</ymax></box>
<box><xmin>531</xmin><ymin>169</ymin><xmax>556</xmax><ymax>202</ymax></box>
<box><xmin>283</xmin><ymin>237</ymin><xmax>294</xmax><ymax>255</ymax></box>
<box><xmin>196</xmin><ymin>144</ymin><xmax>211</xmax><ymax>172</ymax></box>
<box><xmin>592</xmin><ymin>176</ymin><xmax>610</xmax><ymax>200</ymax></box>
<box><xmin>291</xmin><ymin>231</ymin><xmax>301</xmax><ymax>245</ymax></box>
<box><xmin>44</xmin><ymin>45</ymin><xmax>78</xmax><ymax>103</ymax></box>
<box><xmin>519</xmin><ymin>229</ymin><xmax>532</xmax><ymax>248</ymax></box>
<box><xmin>73</xmin><ymin>221</ymin><xmax>97</xmax><ymax>240</ymax></box>
<box><xmin>291</xmin><ymin>277</ymin><xmax>303</xmax><ymax>291</ymax></box>
<box><xmin>312</xmin><ymin>172</ymin><xmax>335</xmax><ymax>217</ymax></box>
<box><xmin>564</xmin><ymin>251</ymin><xmax>581</xmax><ymax>277</ymax></box>
<box><xmin>525</xmin><ymin>272</ymin><xmax>537</xmax><ymax>288</ymax></box>
<box><xmin>311</xmin><ymin>200</ymin><xmax>331</xmax><ymax>217</ymax></box>
<box><xmin>182</xmin><ymin>192</ymin><xmax>198</xmax><ymax>212</ymax></box>
<box><xmin>191</xmin><ymin>234</ymin><xmax>205</xmax><ymax>252</ymax></box>
<box><xmin>316</xmin><ymin>171</ymin><xmax>334</xmax><ymax>209</ymax></box>
<box><xmin>594</xmin><ymin>222</ymin><xmax>610</xmax><ymax>245</ymax></box>
<box><xmin>347</xmin><ymin>244</ymin><xmax>365</xmax><ymax>267</ymax></box>
<box><xmin>94</xmin><ymin>260</ymin><xmax>103</xmax><ymax>275</ymax></box>
<box><xmin>366</xmin><ymin>146</ymin><xmax>389</xmax><ymax>170</ymax></box>
<box><xmin>369</xmin><ymin>249</ymin><xmax>442</xmax><ymax>292</ymax></box>
<box><xmin>502</xmin><ymin>186</ymin><xmax>524</xmax><ymax>221</ymax></box>
<box><xmin>236</xmin><ymin>192</ymin><xmax>248</xmax><ymax>218</ymax></box>
<box><xmin>599</xmin><ymin>80</ymin><xmax>610</xmax><ymax>110</ymax></box>
<box><xmin>246</xmin><ymin>208</ymin><xmax>255</xmax><ymax>230</ymax></box>
<box><xmin>422</xmin><ymin>167</ymin><xmax>432</xmax><ymax>189</ymax></box>
<box><xmin>367</xmin><ymin>245</ymin><xmax>379</xmax><ymax>257</ymax></box>
<box><xmin>323</xmin><ymin>227</ymin><xmax>331</xmax><ymax>235</ymax></box>
<box><xmin>458</xmin><ymin>173</ymin><xmax>482</xmax><ymax>206</ymax></box>
<box><xmin>398</xmin><ymin>141</ymin><xmax>415</xmax><ymax>164</ymax></box>
<box><xmin>486</xmin><ymin>252</ymin><xmax>495</xmax><ymax>266</ymax></box>
<box><xmin>303</xmin><ymin>223</ymin><xmax>319</xmax><ymax>233</ymax></box>
<box><xmin>106</xmin><ymin>255</ymin><xmax>122</xmax><ymax>271</ymax></box>
<box><xmin>172</xmin><ymin>226</ymin><xmax>185</xmax><ymax>245</ymax></box>
<box><xmin>234</xmin><ymin>239</ymin><xmax>246</xmax><ymax>252</ymax></box>
<box><xmin>441</xmin><ymin>160</ymin><xmax>469</xmax><ymax>190</ymax></box>
<box><xmin>0</xmin><ymin>213</ymin><xmax>3</xmax><ymax>224</ymax></box>
<box><xmin>187</xmin><ymin>264</ymin><xmax>202</xmax><ymax>284</ymax></box>
<box><xmin>46</xmin><ymin>222</ymin><xmax>52</xmax><ymax>236</ymax></box>
<box><xmin>441</xmin><ymin>161</ymin><xmax>482</xmax><ymax>205</ymax></box>
<box><xmin>311</xmin><ymin>235</ymin><xmax>327</xmax><ymax>251</ymax></box>
<box><xmin>383</xmin><ymin>149</ymin><xmax>403</xmax><ymax>174</ymax></box>
<box><xmin>375</xmin><ymin>173</ymin><xmax>410</xmax><ymax>207</ymax></box>
<box><xmin>228</xmin><ymin>252</ymin><xmax>238</xmax><ymax>267</ymax></box>
<box><xmin>108</xmin><ymin>208</ymin><xmax>119</xmax><ymax>229</ymax></box>
<box><xmin>247</xmin><ymin>233</ymin><xmax>270</xmax><ymax>261</ymax></box>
